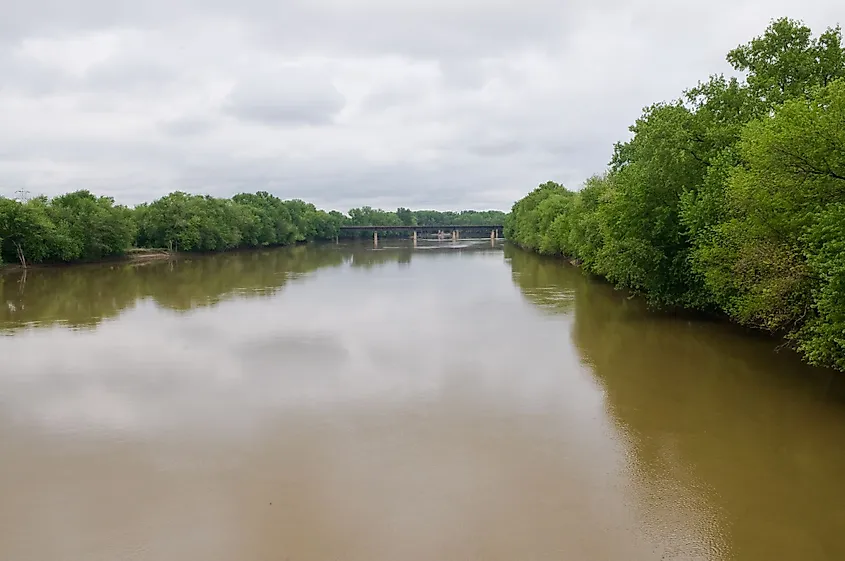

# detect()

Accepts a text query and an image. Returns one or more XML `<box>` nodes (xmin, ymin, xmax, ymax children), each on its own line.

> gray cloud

<box><xmin>0</xmin><ymin>0</ymin><xmax>843</xmax><ymax>210</ymax></box>
<box><xmin>0</xmin><ymin>50</ymin><xmax>70</xmax><ymax>95</ymax></box>
<box><xmin>224</xmin><ymin>70</ymin><xmax>345</xmax><ymax>126</ymax></box>
<box><xmin>158</xmin><ymin>115</ymin><xmax>216</xmax><ymax>137</ymax></box>
<box><xmin>83</xmin><ymin>59</ymin><xmax>180</xmax><ymax>94</ymax></box>
<box><xmin>2</xmin><ymin>0</ymin><xmax>576</xmax><ymax>53</ymax></box>
<box><xmin>468</xmin><ymin>140</ymin><xmax>526</xmax><ymax>158</ymax></box>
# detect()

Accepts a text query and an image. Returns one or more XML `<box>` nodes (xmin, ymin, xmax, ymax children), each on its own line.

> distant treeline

<box><xmin>342</xmin><ymin>206</ymin><xmax>507</xmax><ymax>236</ymax></box>
<box><xmin>504</xmin><ymin>18</ymin><xmax>845</xmax><ymax>371</ymax></box>
<box><xmin>0</xmin><ymin>190</ymin><xmax>506</xmax><ymax>267</ymax></box>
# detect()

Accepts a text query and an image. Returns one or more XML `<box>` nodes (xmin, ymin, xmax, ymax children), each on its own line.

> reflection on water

<box><xmin>506</xmin><ymin>247</ymin><xmax>845</xmax><ymax>561</ymax></box>
<box><xmin>0</xmin><ymin>242</ymin><xmax>844</xmax><ymax>561</ymax></box>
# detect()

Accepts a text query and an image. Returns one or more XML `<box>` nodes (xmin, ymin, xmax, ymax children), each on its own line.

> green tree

<box><xmin>698</xmin><ymin>80</ymin><xmax>845</xmax><ymax>367</ymax></box>
<box><xmin>0</xmin><ymin>198</ymin><xmax>58</xmax><ymax>266</ymax></box>
<box><xmin>47</xmin><ymin>190</ymin><xmax>136</xmax><ymax>260</ymax></box>
<box><xmin>598</xmin><ymin>103</ymin><xmax>710</xmax><ymax>307</ymax></box>
<box><xmin>396</xmin><ymin>207</ymin><xmax>416</xmax><ymax>226</ymax></box>
<box><xmin>504</xmin><ymin>17</ymin><xmax>845</xmax><ymax>370</ymax></box>
<box><xmin>727</xmin><ymin>18</ymin><xmax>845</xmax><ymax>106</ymax></box>
<box><xmin>505</xmin><ymin>181</ymin><xmax>567</xmax><ymax>251</ymax></box>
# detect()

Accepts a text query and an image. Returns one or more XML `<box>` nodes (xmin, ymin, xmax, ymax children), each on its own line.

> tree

<box><xmin>700</xmin><ymin>80</ymin><xmax>845</xmax><ymax>367</ymax></box>
<box><xmin>505</xmin><ymin>181</ymin><xmax>567</xmax><ymax>250</ymax></box>
<box><xmin>45</xmin><ymin>190</ymin><xmax>136</xmax><ymax>260</ymax></box>
<box><xmin>596</xmin><ymin>103</ymin><xmax>711</xmax><ymax>307</ymax></box>
<box><xmin>727</xmin><ymin>18</ymin><xmax>845</xmax><ymax>106</ymax></box>
<box><xmin>0</xmin><ymin>198</ymin><xmax>56</xmax><ymax>267</ymax></box>
<box><xmin>505</xmin><ymin>17</ymin><xmax>845</xmax><ymax>370</ymax></box>
<box><xmin>396</xmin><ymin>207</ymin><xmax>416</xmax><ymax>226</ymax></box>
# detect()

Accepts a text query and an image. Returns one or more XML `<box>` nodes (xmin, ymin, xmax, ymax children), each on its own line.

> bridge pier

<box><xmin>412</xmin><ymin>230</ymin><xmax>417</xmax><ymax>247</ymax></box>
<box><xmin>373</xmin><ymin>231</ymin><xmax>378</xmax><ymax>247</ymax></box>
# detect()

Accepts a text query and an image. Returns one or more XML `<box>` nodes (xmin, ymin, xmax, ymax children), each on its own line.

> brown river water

<box><xmin>1</xmin><ymin>241</ymin><xmax>844</xmax><ymax>561</ymax></box>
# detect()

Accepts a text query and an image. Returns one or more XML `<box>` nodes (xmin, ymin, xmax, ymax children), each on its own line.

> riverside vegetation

<box><xmin>504</xmin><ymin>18</ymin><xmax>845</xmax><ymax>371</ymax></box>
<box><xmin>0</xmin><ymin>190</ymin><xmax>505</xmax><ymax>267</ymax></box>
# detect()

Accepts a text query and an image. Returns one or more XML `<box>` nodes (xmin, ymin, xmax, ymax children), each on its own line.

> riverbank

<box><xmin>0</xmin><ymin>248</ymin><xmax>173</xmax><ymax>275</ymax></box>
<box><xmin>511</xmin><ymin>243</ymin><xmax>802</xmax><ymax>339</ymax></box>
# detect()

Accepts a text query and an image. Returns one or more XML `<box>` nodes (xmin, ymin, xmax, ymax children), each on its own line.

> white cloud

<box><xmin>0</xmin><ymin>0</ymin><xmax>842</xmax><ymax>210</ymax></box>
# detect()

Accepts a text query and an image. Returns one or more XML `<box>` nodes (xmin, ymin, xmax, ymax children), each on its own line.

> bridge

<box><xmin>339</xmin><ymin>224</ymin><xmax>504</xmax><ymax>245</ymax></box>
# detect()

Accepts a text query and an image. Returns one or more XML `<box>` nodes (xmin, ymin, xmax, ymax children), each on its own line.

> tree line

<box><xmin>0</xmin><ymin>190</ymin><xmax>506</xmax><ymax>267</ymax></box>
<box><xmin>504</xmin><ymin>18</ymin><xmax>845</xmax><ymax>371</ymax></box>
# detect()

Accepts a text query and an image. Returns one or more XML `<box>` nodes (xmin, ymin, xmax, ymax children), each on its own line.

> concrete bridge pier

<box><xmin>373</xmin><ymin>231</ymin><xmax>378</xmax><ymax>247</ymax></box>
<box><xmin>412</xmin><ymin>230</ymin><xmax>418</xmax><ymax>247</ymax></box>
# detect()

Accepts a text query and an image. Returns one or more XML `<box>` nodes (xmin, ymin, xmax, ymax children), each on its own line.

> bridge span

<box><xmin>339</xmin><ymin>225</ymin><xmax>504</xmax><ymax>245</ymax></box>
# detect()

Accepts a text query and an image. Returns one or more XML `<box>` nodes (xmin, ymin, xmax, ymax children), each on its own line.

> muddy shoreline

<box><xmin>0</xmin><ymin>249</ymin><xmax>173</xmax><ymax>275</ymax></box>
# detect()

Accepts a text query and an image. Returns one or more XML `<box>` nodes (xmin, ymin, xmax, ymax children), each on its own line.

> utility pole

<box><xmin>14</xmin><ymin>188</ymin><xmax>30</xmax><ymax>203</ymax></box>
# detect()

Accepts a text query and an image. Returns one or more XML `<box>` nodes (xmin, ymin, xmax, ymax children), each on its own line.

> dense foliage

<box><xmin>0</xmin><ymin>191</ymin><xmax>137</xmax><ymax>266</ymax></box>
<box><xmin>133</xmin><ymin>192</ymin><xmax>342</xmax><ymax>252</ymax></box>
<box><xmin>505</xmin><ymin>18</ymin><xmax>845</xmax><ymax>371</ymax></box>
<box><xmin>0</xmin><ymin>189</ymin><xmax>505</xmax><ymax>267</ymax></box>
<box><xmin>0</xmin><ymin>190</ymin><xmax>341</xmax><ymax>265</ymax></box>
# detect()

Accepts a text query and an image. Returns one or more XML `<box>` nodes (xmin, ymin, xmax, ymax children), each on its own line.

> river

<box><xmin>1</xmin><ymin>241</ymin><xmax>844</xmax><ymax>561</ymax></box>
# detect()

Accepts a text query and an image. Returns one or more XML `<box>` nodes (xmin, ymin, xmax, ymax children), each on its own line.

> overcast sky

<box><xmin>1</xmin><ymin>1</ymin><xmax>842</xmax><ymax>211</ymax></box>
